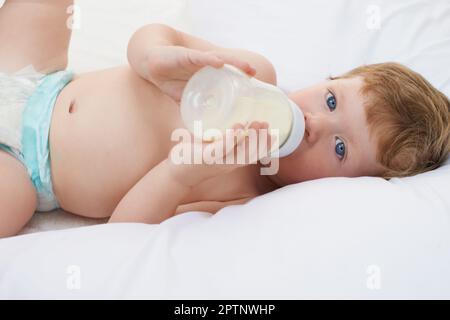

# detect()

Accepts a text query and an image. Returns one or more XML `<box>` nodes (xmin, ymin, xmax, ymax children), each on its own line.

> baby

<box><xmin>1</xmin><ymin>1</ymin><xmax>449</xmax><ymax>238</ymax></box>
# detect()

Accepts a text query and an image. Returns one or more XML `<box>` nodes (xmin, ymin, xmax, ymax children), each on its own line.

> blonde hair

<box><xmin>333</xmin><ymin>62</ymin><xmax>450</xmax><ymax>179</ymax></box>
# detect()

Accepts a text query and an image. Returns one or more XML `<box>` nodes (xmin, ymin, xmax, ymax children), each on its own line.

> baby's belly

<box><xmin>49</xmin><ymin>66</ymin><xmax>183</xmax><ymax>217</ymax></box>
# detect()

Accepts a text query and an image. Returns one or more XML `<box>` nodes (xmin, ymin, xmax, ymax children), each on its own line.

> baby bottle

<box><xmin>180</xmin><ymin>64</ymin><xmax>305</xmax><ymax>158</ymax></box>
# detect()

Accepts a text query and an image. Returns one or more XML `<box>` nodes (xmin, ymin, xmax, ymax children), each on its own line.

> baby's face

<box><xmin>270</xmin><ymin>77</ymin><xmax>384</xmax><ymax>185</ymax></box>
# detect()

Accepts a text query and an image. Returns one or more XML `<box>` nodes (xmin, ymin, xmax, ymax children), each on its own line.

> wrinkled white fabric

<box><xmin>0</xmin><ymin>65</ymin><xmax>45</xmax><ymax>152</ymax></box>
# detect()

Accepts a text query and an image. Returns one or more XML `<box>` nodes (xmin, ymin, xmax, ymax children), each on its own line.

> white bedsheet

<box><xmin>2</xmin><ymin>169</ymin><xmax>450</xmax><ymax>298</ymax></box>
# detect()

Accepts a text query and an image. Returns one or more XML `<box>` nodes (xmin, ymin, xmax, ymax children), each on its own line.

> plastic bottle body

<box><xmin>180</xmin><ymin>65</ymin><xmax>251</xmax><ymax>140</ymax></box>
<box><xmin>180</xmin><ymin>64</ymin><xmax>305</xmax><ymax>158</ymax></box>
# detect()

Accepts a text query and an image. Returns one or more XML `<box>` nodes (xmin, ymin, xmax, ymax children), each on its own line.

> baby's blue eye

<box><xmin>326</xmin><ymin>91</ymin><xmax>337</xmax><ymax>111</ymax></box>
<box><xmin>335</xmin><ymin>138</ymin><xmax>346</xmax><ymax>159</ymax></box>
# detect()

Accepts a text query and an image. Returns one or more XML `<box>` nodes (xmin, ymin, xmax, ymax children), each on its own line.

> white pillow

<box><xmin>68</xmin><ymin>0</ymin><xmax>191</xmax><ymax>72</ymax></box>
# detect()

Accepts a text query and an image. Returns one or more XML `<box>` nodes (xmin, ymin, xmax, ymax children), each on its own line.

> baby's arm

<box><xmin>109</xmin><ymin>122</ymin><xmax>269</xmax><ymax>224</ymax></box>
<box><xmin>0</xmin><ymin>0</ymin><xmax>73</xmax><ymax>73</ymax></box>
<box><xmin>174</xmin><ymin>198</ymin><xmax>253</xmax><ymax>216</ymax></box>
<box><xmin>109</xmin><ymin>159</ymin><xmax>191</xmax><ymax>224</ymax></box>
<box><xmin>127</xmin><ymin>23</ymin><xmax>277</xmax><ymax>86</ymax></box>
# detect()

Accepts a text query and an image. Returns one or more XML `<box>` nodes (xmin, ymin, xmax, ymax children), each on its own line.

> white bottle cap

<box><xmin>272</xmin><ymin>99</ymin><xmax>305</xmax><ymax>158</ymax></box>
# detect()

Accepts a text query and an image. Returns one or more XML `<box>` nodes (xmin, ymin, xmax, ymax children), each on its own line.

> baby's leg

<box><xmin>0</xmin><ymin>0</ymin><xmax>73</xmax><ymax>73</ymax></box>
<box><xmin>0</xmin><ymin>150</ymin><xmax>37</xmax><ymax>238</ymax></box>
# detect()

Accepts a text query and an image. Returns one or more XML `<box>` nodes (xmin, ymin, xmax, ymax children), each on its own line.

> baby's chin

<box><xmin>283</xmin><ymin>137</ymin><xmax>308</xmax><ymax>161</ymax></box>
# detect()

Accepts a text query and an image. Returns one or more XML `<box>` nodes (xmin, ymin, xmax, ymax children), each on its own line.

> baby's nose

<box><xmin>304</xmin><ymin>112</ymin><xmax>325</xmax><ymax>144</ymax></box>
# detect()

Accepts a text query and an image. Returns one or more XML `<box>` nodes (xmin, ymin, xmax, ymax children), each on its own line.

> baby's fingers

<box><xmin>188</xmin><ymin>50</ymin><xmax>225</xmax><ymax>69</ymax></box>
<box><xmin>232</xmin><ymin>121</ymin><xmax>271</xmax><ymax>164</ymax></box>
<box><xmin>208</xmin><ymin>122</ymin><xmax>273</xmax><ymax>165</ymax></box>
<box><xmin>248</xmin><ymin>121</ymin><xmax>271</xmax><ymax>161</ymax></box>
<box><xmin>203</xmin><ymin>123</ymin><xmax>245</xmax><ymax>164</ymax></box>
<box><xmin>207</xmin><ymin>50</ymin><xmax>256</xmax><ymax>76</ymax></box>
<box><xmin>187</xmin><ymin>49</ymin><xmax>256</xmax><ymax>77</ymax></box>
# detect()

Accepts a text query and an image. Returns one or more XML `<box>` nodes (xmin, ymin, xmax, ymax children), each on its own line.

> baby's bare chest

<box><xmin>48</xmin><ymin>66</ymin><xmax>256</xmax><ymax>215</ymax></box>
<box><xmin>49</xmin><ymin>66</ymin><xmax>185</xmax><ymax>215</ymax></box>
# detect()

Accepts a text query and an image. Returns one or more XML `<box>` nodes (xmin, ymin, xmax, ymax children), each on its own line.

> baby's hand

<box><xmin>145</xmin><ymin>46</ymin><xmax>256</xmax><ymax>102</ymax></box>
<box><xmin>167</xmin><ymin>121</ymin><xmax>273</xmax><ymax>188</ymax></box>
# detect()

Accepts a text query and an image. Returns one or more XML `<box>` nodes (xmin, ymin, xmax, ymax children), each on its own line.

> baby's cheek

<box><xmin>288</xmin><ymin>148</ymin><xmax>336</xmax><ymax>181</ymax></box>
<box><xmin>277</xmin><ymin>152</ymin><xmax>308</xmax><ymax>183</ymax></box>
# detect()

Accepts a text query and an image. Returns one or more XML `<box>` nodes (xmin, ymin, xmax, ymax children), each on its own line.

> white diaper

<box><xmin>0</xmin><ymin>65</ymin><xmax>73</xmax><ymax>212</ymax></box>
<box><xmin>0</xmin><ymin>65</ymin><xmax>45</xmax><ymax>153</ymax></box>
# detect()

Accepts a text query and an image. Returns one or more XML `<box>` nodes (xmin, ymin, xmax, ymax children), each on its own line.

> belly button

<box><xmin>68</xmin><ymin>100</ymin><xmax>76</xmax><ymax>114</ymax></box>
